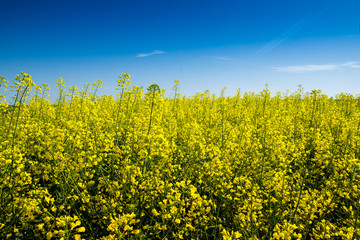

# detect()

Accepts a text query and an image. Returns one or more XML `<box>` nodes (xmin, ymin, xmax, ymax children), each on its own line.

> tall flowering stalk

<box><xmin>114</xmin><ymin>73</ymin><xmax>131</xmax><ymax>146</ymax></box>
<box><xmin>7</xmin><ymin>72</ymin><xmax>36</xmax><ymax>146</ymax></box>
<box><xmin>146</xmin><ymin>83</ymin><xmax>160</xmax><ymax>135</ymax></box>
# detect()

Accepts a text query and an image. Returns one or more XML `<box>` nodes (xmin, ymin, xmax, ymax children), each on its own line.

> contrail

<box><xmin>247</xmin><ymin>3</ymin><xmax>335</xmax><ymax>61</ymax></box>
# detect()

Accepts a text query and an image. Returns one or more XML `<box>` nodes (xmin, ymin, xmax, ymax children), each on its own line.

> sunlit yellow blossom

<box><xmin>77</xmin><ymin>227</ymin><xmax>86</xmax><ymax>233</ymax></box>
<box><xmin>0</xmin><ymin>73</ymin><xmax>359</xmax><ymax>239</ymax></box>
<box><xmin>152</xmin><ymin>209</ymin><xmax>160</xmax><ymax>216</ymax></box>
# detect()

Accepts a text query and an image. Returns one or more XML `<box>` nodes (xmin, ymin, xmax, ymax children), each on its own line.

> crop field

<box><xmin>1</xmin><ymin>72</ymin><xmax>360</xmax><ymax>239</ymax></box>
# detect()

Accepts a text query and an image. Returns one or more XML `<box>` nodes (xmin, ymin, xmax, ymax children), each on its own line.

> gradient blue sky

<box><xmin>0</xmin><ymin>0</ymin><xmax>359</xmax><ymax>101</ymax></box>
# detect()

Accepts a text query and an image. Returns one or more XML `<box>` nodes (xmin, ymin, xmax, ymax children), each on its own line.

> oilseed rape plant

<box><xmin>0</xmin><ymin>72</ymin><xmax>360</xmax><ymax>239</ymax></box>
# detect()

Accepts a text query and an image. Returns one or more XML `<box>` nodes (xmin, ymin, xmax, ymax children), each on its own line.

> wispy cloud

<box><xmin>248</xmin><ymin>3</ymin><xmax>334</xmax><ymax>60</ymax></box>
<box><xmin>341</xmin><ymin>62</ymin><xmax>360</xmax><ymax>68</ymax></box>
<box><xmin>271</xmin><ymin>62</ymin><xmax>360</xmax><ymax>73</ymax></box>
<box><xmin>272</xmin><ymin>64</ymin><xmax>337</xmax><ymax>73</ymax></box>
<box><xmin>136</xmin><ymin>50</ymin><xmax>165</xmax><ymax>58</ymax></box>
<box><xmin>214</xmin><ymin>56</ymin><xmax>233</xmax><ymax>61</ymax></box>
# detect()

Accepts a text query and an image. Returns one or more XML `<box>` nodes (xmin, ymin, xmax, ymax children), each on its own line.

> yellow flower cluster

<box><xmin>1</xmin><ymin>74</ymin><xmax>360</xmax><ymax>239</ymax></box>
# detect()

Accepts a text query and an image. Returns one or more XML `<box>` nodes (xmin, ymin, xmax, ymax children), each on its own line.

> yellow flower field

<box><xmin>1</xmin><ymin>72</ymin><xmax>360</xmax><ymax>239</ymax></box>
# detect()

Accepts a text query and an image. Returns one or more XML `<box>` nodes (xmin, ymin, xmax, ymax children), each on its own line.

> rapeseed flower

<box><xmin>1</xmin><ymin>72</ymin><xmax>360</xmax><ymax>239</ymax></box>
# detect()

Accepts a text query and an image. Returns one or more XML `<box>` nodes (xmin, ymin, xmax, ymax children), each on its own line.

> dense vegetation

<box><xmin>1</xmin><ymin>72</ymin><xmax>360</xmax><ymax>239</ymax></box>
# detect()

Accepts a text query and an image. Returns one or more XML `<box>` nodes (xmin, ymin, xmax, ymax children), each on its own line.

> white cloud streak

<box><xmin>248</xmin><ymin>3</ymin><xmax>334</xmax><ymax>61</ymax></box>
<box><xmin>136</xmin><ymin>50</ymin><xmax>165</xmax><ymax>58</ymax></box>
<box><xmin>271</xmin><ymin>62</ymin><xmax>360</xmax><ymax>73</ymax></box>
<box><xmin>214</xmin><ymin>56</ymin><xmax>233</xmax><ymax>61</ymax></box>
<box><xmin>341</xmin><ymin>62</ymin><xmax>360</xmax><ymax>68</ymax></box>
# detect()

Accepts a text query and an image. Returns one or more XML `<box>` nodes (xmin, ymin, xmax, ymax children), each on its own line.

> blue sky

<box><xmin>0</xmin><ymin>0</ymin><xmax>359</xmax><ymax>101</ymax></box>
